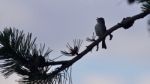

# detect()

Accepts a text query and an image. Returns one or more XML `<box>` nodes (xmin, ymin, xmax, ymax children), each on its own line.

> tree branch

<box><xmin>47</xmin><ymin>10</ymin><xmax>150</xmax><ymax>77</ymax></box>
<box><xmin>45</xmin><ymin>60</ymin><xmax>68</xmax><ymax>66</ymax></box>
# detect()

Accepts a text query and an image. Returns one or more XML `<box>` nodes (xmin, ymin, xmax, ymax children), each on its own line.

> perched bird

<box><xmin>95</xmin><ymin>17</ymin><xmax>107</xmax><ymax>49</ymax></box>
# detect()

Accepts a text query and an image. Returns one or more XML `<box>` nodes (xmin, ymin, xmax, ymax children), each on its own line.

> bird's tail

<box><xmin>102</xmin><ymin>39</ymin><xmax>107</xmax><ymax>49</ymax></box>
<box><xmin>96</xmin><ymin>44</ymin><xmax>99</xmax><ymax>51</ymax></box>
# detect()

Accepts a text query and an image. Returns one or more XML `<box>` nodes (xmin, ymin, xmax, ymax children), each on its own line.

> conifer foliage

<box><xmin>0</xmin><ymin>28</ymin><xmax>72</xmax><ymax>84</ymax></box>
<box><xmin>128</xmin><ymin>0</ymin><xmax>150</xmax><ymax>10</ymax></box>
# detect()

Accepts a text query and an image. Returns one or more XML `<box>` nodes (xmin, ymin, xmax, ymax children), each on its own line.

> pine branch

<box><xmin>47</xmin><ymin>10</ymin><xmax>150</xmax><ymax>78</ymax></box>
<box><xmin>128</xmin><ymin>0</ymin><xmax>150</xmax><ymax>10</ymax></box>
<box><xmin>0</xmin><ymin>28</ymin><xmax>53</xmax><ymax>81</ymax></box>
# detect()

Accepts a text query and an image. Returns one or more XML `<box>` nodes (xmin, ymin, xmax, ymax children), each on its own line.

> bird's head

<box><xmin>96</xmin><ymin>17</ymin><xmax>105</xmax><ymax>24</ymax></box>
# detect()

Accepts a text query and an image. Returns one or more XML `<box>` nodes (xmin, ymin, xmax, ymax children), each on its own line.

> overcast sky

<box><xmin>0</xmin><ymin>0</ymin><xmax>150</xmax><ymax>84</ymax></box>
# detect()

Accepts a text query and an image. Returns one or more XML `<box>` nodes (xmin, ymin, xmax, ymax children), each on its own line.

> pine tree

<box><xmin>0</xmin><ymin>1</ymin><xmax>150</xmax><ymax>84</ymax></box>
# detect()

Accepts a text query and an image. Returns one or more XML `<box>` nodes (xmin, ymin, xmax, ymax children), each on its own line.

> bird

<box><xmin>95</xmin><ymin>17</ymin><xmax>107</xmax><ymax>50</ymax></box>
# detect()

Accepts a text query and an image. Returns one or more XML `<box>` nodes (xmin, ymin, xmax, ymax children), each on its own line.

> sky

<box><xmin>0</xmin><ymin>0</ymin><xmax>150</xmax><ymax>84</ymax></box>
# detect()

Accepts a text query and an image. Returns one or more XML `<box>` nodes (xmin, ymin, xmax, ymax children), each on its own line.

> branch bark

<box><xmin>47</xmin><ymin>10</ymin><xmax>150</xmax><ymax>77</ymax></box>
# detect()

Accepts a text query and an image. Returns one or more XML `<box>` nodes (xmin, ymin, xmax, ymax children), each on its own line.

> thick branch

<box><xmin>45</xmin><ymin>60</ymin><xmax>68</xmax><ymax>66</ymax></box>
<box><xmin>48</xmin><ymin>10</ymin><xmax>150</xmax><ymax>77</ymax></box>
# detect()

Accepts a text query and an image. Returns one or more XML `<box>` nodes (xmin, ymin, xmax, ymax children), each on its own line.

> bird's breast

<box><xmin>95</xmin><ymin>24</ymin><xmax>106</xmax><ymax>37</ymax></box>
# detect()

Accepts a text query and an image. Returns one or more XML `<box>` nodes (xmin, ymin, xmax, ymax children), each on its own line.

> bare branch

<box><xmin>47</xmin><ymin>10</ymin><xmax>150</xmax><ymax>77</ymax></box>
